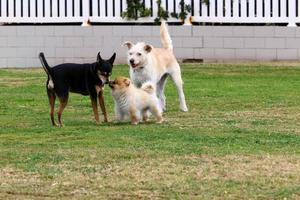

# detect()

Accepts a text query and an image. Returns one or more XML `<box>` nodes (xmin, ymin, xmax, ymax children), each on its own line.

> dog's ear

<box><xmin>124</xmin><ymin>78</ymin><xmax>130</xmax><ymax>87</ymax></box>
<box><xmin>144</xmin><ymin>44</ymin><xmax>153</xmax><ymax>53</ymax></box>
<box><xmin>97</xmin><ymin>52</ymin><xmax>103</xmax><ymax>63</ymax></box>
<box><xmin>123</xmin><ymin>41</ymin><xmax>133</xmax><ymax>49</ymax></box>
<box><xmin>109</xmin><ymin>53</ymin><xmax>116</xmax><ymax>65</ymax></box>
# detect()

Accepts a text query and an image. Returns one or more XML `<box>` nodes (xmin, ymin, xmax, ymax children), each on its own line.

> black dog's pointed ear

<box><xmin>97</xmin><ymin>52</ymin><xmax>103</xmax><ymax>63</ymax></box>
<box><xmin>109</xmin><ymin>53</ymin><xmax>116</xmax><ymax>65</ymax></box>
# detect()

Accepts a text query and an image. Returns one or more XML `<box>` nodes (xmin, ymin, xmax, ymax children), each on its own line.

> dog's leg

<box><xmin>129</xmin><ymin>107</ymin><xmax>139</xmax><ymax>125</ymax></box>
<box><xmin>116</xmin><ymin>112</ymin><xmax>125</xmax><ymax>122</ymax></box>
<box><xmin>169</xmin><ymin>64</ymin><xmax>188</xmax><ymax>112</ymax></box>
<box><xmin>142</xmin><ymin>108</ymin><xmax>149</xmax><ymax>122</ymax></box>
<box><xmin>90</xmin><ymin>96</ymin><xmax>100</xmax><ymax>123</ymax></box>
<box><xmin>98</xmin><ymin>91</ymin><xmax>108</xmax><ymax>122</ymax></box>
<box><xmin>150</xmin><ymin>106</ymin><xmax>163</xmax><ymax>123</ymax></box>
<box><xmin>157</xmin><ymin>74</ymin><xmax>168</xmax><ymax>111</ymax></box>
<box><xmin>47</xmin><ymin>90</ymin><xmax>57</xmax><ymax>126</ymax></box>
<box><xmin>115</xmin><ymin>106</ymin><xmax>124</xmax><ymax>122</ymax></box>
<box><xmin>58</xmin><ymin>97</ymin><xmax>68</xmax><ymax>126</ymax></box>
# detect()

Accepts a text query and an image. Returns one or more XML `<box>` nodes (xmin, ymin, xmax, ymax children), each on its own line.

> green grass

<box><xmin>1</xmin><ymin>63</ymin><xmax>300</xmax><ymax>199</ymax></box>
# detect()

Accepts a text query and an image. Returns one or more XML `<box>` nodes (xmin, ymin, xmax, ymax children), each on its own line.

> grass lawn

<box><xmin>1</xmin><ymin>63</ymin><xmax>300</xmax><ymax>199</ymax></box>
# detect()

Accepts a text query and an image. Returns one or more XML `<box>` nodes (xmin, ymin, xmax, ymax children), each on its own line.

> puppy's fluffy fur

<box><xmin>123</xmin><ymin>21</ymin><xmax>188</xmax><ymax>112</ymax></box>
<box><xmin>109</xmin><ymin>76</ymin><xmax>163</xmax><ymax>125</ymax></box>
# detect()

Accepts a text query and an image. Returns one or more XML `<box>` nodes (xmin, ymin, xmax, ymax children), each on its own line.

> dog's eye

<box><xmin>101</xmin><ymin>72</ymin><xmax>109</xmax><ymax>76</ymax></box>
<box><xmin>137</xmin><ymin>53</ymin><xmax>142</xmax><ymax>56</ymax></box>
<box><xmin>129</xmin><ymin>53</ymin><xmax>133</xmax><ymax>56</ymax></box>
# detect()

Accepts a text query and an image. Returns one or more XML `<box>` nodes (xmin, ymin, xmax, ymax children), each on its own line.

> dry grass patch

<box><xmin>0</xmin><ymin>167</ymin><xmax>54</xmax><ymax>199</ymax></box>
<box><xmin>2</xmin><ymin>155</ymin><xmax>300</xmax><ymax>199</ymax></box>
<box><xmin>0</xmin><ymin>77</ymin><xmax>43</xmax><ymax>88</ymax></box>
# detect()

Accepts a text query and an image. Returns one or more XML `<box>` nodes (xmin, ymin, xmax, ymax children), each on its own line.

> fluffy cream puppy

<box><xmin>123</xmin><ymin>21</ymin><xmax>188</xmax><ymax>112</ymax></box>
<box><xmin>109</xmin><ymin>76</ymin><xmax>163</xmax><ymax>125</ymax></box>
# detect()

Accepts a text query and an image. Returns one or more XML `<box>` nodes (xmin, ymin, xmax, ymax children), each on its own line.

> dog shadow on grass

<box><xmin>65</xmin><ymin>119</ymin><xmax>161</xmax><ymax>127</ymax></box>
<box><xmin>110</xmin><ymin>121</ymin><xmax>161</xmax><ymax>126</ymax></box>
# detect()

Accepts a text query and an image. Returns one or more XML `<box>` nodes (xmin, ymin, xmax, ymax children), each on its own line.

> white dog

<box><xmin>123</xmin><ymin>21</ymin><xmax>188</xmax><ymax>112</ymax></box>
<box><xmin>109</xmin><ymin>76</ymin><xmax>163</xmax><ymax>125</ymax></box>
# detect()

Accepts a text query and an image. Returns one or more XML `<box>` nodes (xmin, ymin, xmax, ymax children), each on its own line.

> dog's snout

<box><xmin>130</xmin><ymin>59</ymin><xmax>134</xmax><ymax>64</ymax></box>
<box><xmin>103</xmin><ymin>77</ymin><xmax>110</xmax><ymax>84</ymax></box>
<box><xmin>108</xmin><ymin>80</ymin><xmax>115</xmax><ymax>89</ymax></box>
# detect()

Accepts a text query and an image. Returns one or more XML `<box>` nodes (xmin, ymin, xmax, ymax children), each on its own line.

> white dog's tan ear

<box><xmin>144</xmin><ymin>44</ymin><xmax>153</xmax><ymax>53</ymax></box>
<box><xmin>123</xmin><ymin>41</ymin><xmax>133</xmax><ymax>49</ymax></box>
<box><xmin>124</xmin><ymin>78</ymin><xmax>130</xmax><ymax>86</ymax></box>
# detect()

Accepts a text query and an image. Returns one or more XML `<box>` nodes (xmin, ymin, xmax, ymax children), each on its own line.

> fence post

<box><xmin>82</xmin><ymin>0</ymin><xmax>91</xmax><ymax>26</ymax></box>
<box><xmin>288</xmin><ymin>0</ymin><xmax>297</xmax><ymax>27</ymax></box>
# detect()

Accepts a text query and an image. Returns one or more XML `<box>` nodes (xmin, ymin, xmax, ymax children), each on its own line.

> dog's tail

<box><xmin>39</xmin><ymin>52</ymin><xmax>54</xmax><ymax>89</ymax></box>
<box><xmin>141</xmin><ymin>81</ymin><xmax>156</xmax><ymax>95</ymax></box>
<box><xmin>39</xmin><ymin>52</ymin><xmax>52</xmax><ymax>76</ymax></box>
<box><xmin>160</xmin><ymin>21</ymin><xmax>173</xmax><ymax>51</ymax></box>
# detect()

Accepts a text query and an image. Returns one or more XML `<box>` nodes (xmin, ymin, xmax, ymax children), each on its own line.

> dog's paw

<box><xmin>156</xmin><ymin>118</ymin><xmax>164</xmax><ymax>124</ymax></box>
<box><xmin>180</xmin><ymin>106</ymin><xmax>188</xmax><ymax>112</ymax></box>
<box><xmin>131</xmin><ymin>121</ymin><xmax>139</xmax><ymax>125</ymax></box>
<box><xmin>142</xmin><ymin>117</ymin><xmax>149</xmax><ymax>123</ymax></box>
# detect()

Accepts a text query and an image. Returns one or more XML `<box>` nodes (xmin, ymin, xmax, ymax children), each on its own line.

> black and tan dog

<box><xmin>39</xmin><ymin>52</ymin><xmax>116</xmax><ymax>126</ymax></box>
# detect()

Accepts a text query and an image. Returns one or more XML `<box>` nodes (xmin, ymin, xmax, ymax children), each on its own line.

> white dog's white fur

<box><xmin>109</xmin><ymin>76</ymin><xmax>163</xmax><ymax>125</ymax></box>
<box><xmin>123</xmin><ymin>21</ymin><xmax>188</xmax><ymax>112</ymax></box>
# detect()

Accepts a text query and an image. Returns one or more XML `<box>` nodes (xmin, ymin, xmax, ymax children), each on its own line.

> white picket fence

<box><xmin>192</xmin><ymin>0</ymin><xmax>298</xmax><ymax>26</ymax></box>
<box><xmin>0</xmin><ymin>0</ymin><xmax>298</xmax><ymax>26</ymax></box>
